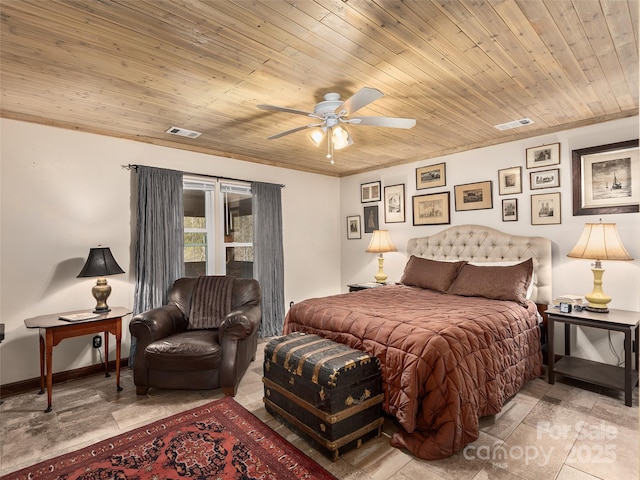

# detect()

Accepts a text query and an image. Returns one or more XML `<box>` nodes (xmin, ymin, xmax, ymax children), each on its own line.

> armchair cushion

<box><xmin>188</xmin><ymin>276</ymin><xmax>235</xmax><ymax>330</ymax></box>
<box><xmin>145</xmin><ymin>330</ymin><xmax>222</xmax><ymax>371</ymax></box>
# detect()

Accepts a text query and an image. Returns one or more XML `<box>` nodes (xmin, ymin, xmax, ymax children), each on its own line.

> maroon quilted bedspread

<box><xmin>283</xmin><ymin>285</ymin><xmax>544</xmax><ymax>460</ymax></box>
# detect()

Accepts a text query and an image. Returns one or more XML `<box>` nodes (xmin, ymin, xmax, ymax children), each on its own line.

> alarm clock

<box><xmin>559</xmin><ymin>302</ymin><xmax>572</xmax><ymax>313</ymax></box>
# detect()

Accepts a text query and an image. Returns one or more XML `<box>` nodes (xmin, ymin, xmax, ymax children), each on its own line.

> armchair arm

<box><xmin>129</xmin><ymin>305</ymin><xmax>187</xmax><ymax>367</ymax></box>
<box><xmin>218</xmin><ymin>304</ymin><xmax>261</xmax><ymax>393</ymax></box>
<box><xmin>129</xmin><ymin>304</ymin><xmax>187</xmax><ymax>342</ymax></box>
<box><xmin>218</xmin><ymin>304</ymin><xmax>261</xmax><ymax>343</ymax></box>
<box><xmin>129</xmin><ymin>304</ymin><xmax>187</xmax><ymax>392</ymax></box>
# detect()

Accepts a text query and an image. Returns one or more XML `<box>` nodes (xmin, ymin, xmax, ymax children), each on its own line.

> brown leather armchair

<box><xmin>129</xmin><ymin>276</ymin><xmax>261</xmax><ymax>396</ymax></box>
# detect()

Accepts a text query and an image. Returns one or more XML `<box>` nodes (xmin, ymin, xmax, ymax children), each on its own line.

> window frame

<box><xmin>183</xmin><ymin>177</ymin><xmax>252</xmax><ymax>276</ymax></box>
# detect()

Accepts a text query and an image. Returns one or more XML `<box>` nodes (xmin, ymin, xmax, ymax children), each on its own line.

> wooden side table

<box><xmin>24</xmin><ymin>306</ymin><xmax>131</xmax><ymax>412</ymax></box>
<box><xmin>546</xmin><ymin>307</ymin><xmax>639</xmax><ymax>406</ymax></box>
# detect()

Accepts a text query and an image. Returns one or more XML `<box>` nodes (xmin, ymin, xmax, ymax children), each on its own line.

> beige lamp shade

<box><xmin>566</xmin><ymin>222</ymin><xmax>632</xmax><ymax>313</ymax></box>
<box><xmin>366</xmin><ymin>230</ymin><xmax>398</xmax><ymax>253</ymax></box>
<box><xmin>567</xmin><ymin>222</ymin><xmax>633</xmax><ymax>261</ymax></box>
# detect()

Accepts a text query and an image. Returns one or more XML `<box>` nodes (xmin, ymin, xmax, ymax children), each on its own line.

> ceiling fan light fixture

<box><xmin>309</xmin><ymin>128</ymin><xmax>325</xmax><ymax>146</ymax></box>
<box><xmin>332</xmin><ymin>126</ymin><xmax>352</xmax><ymax>149</ymax></box>
<box><xmin>258</xmin><ymin>87</ymin><xmax>415</xmax><ymax>159</ymax></box>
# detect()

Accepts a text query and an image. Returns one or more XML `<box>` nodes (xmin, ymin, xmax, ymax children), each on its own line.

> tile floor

<box><xmin>1</xmin><ymin>339</ymin><xmax>638</xmax><ymax>479</ymax></box>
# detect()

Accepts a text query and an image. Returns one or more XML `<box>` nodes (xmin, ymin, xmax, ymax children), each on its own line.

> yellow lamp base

<box><xmin>374</xmin><ymin>254</ymin><xmax>388</xmax><ymax>283</ymax></box>
<box><xmin>584</xmin><ymin>267</ymin><xmax>611</xmax><ymax>313</ymax></box>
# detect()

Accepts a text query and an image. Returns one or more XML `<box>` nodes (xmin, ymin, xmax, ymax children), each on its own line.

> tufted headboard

<box><xmin>407</xmin><ymin>224</ymin><xmax>552</xmax><ymax>305</ymax></box>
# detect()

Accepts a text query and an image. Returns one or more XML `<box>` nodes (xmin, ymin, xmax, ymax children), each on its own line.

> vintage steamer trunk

<box><xmin>263</xmin><ymin>332</ymin><xmax>384</xmax><ymax>460</ymax></box>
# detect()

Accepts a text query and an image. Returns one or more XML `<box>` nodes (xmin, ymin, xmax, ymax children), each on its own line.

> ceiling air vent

<box><xmin>493</xmin><ymin>118</ymin><xmax>534</xmax><ymax>131</ymax></box>
<box><xmin>165</xmin><ymin>126</ymin><xmax>202</xmax><ymax>138</ymax></box>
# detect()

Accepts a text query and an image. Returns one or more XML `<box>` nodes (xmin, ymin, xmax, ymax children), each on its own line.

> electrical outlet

<box><xmin>92</xmin><ymin>335</ymin><xmax>102</xmax><ymax>349</ymax></box>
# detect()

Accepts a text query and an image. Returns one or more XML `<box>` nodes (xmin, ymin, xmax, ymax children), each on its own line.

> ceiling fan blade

<box><xmin>257</xmin><ymin>104</ymin><xmax>316</xmax><ymax>117</ymax></box>
<box><xmin>348</xmin><ymin>116</ymin><xmax>416</xmax><ymax>129</ymax></box>
<box><xmin>338</xmin><ymin>87</ymin><xmax>384</xmax><ymax>116</ymax></box>
<box><xmin>267</xmin><ymin>123</ymin><xmax>322</xmax><ymax>140</ymax></box>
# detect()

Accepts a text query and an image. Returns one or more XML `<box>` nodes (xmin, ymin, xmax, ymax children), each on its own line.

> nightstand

<box><xmin>347</xmin><ymin>282</ymin><xmax>389</xmax><ymax>292</ymax></box>
<box><xmin>546</xmin><ymin>307</ymin><xmax>639</xmax><ymax>406</ymax></box>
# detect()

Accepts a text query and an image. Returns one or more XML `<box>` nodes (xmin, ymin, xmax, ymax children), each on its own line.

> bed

<box><xmin>283</xmin><ymin>224</ymin><xmax>551</xmax><ymax>460</ymax></box>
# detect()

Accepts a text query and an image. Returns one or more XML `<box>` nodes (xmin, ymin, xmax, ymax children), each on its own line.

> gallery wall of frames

<box><xmin>346</xmin><ymin>138</ymin><xmax>638</xmax><ymax>238</ymax></box>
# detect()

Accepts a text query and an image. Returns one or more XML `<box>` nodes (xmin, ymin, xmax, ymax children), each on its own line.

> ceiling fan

<box><xmin>257</xmin><ymin>87</ymin><xmax>416</xmax><ymax>161</ymax></box>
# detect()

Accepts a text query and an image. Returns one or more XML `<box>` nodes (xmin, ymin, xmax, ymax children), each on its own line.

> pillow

<box><xmin>469</xmin><ymin>260</ymin><xmax>537</xmax><ymax>299</ymax></box>
<box><xmin>400</xmin><ymin>256</ymin><xmax>467</xmax><ymax>293</ymax></box>
<box><xmin>447</xmin><ymin>258</ymin><xmax>533</xmax><ymax>304</ymax></box>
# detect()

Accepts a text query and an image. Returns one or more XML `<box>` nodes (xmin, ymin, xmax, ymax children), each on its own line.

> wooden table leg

<box><xmin>38</xmin><ymin>333</ymin><xmax>45</xmax><ymax>395</ymax></box>
<box><xmin>115</xmin><ymin>320</ymin><xmax>122</xmax><ymax>391</ymax></box>
<box><xmin>104</xmin><ymin>331</ymin><xmax>110</xmax><ymax>378</ymax></box>
<box><xmin>45</xmin><ymin>329</ymin><xmax>53</xmax><ymax>413</ymax></box>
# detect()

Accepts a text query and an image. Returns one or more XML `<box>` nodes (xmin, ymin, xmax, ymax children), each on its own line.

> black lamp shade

<box><xmin>78</xmin><ymin>247</ymin><xmax>124</xmax><ymax>278</ymax></box>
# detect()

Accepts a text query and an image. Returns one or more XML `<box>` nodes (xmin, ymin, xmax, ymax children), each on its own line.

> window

<box><xmin>183</xmin><ymin>178</ymin><xmax>253</xmax><ymax>278</ymax></box>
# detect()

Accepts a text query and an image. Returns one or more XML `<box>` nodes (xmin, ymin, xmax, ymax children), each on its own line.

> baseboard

<box><xmin>0</xmin><ymin>358</ymin><xmax>129</xmax><ymax>399</ymax></box>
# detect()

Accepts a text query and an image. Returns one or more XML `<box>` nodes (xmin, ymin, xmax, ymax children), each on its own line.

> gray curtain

<box><xmin>129</xmin><ymin>166</ymin><xmax>184</xmax><ymax>363</ymax></box>
<box><xmin>252</xmin><ymin>182</ymin><xmax>285</xmax><ymax>337</ymax></box>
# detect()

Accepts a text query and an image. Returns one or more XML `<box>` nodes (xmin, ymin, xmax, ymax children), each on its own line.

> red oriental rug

<box><xmin>3</xmin><ymin>397</ymin><xmax>336</xmax><ymax>480</ymax></box>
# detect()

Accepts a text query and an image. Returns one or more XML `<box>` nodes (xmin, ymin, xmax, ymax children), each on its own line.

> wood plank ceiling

<box><xmin>1</xmin><ymin>0</ymin><xmax>638</xmax><ymax>177</ymax></box>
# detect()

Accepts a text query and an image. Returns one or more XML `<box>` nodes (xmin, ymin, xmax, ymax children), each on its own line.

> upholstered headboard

<box><xmin>407</xmin><ymin>224</ymin><xmax>552</xmax><ymax>305</ymax></box>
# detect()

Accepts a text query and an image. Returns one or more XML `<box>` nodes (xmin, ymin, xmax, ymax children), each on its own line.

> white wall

<box><xmin>0</xmin><ymin>119</ymin><xmax>341</xmax><ymax>385</ymax></box>
<box><xmin>340</xmin><ymin>116</ymin><xmax>640</xmax><ymax>364</ymax></box>
<box><xmin>2</xmin><ymin>116</ymin><xmax>638</xmax><ymax>386</ymax></box>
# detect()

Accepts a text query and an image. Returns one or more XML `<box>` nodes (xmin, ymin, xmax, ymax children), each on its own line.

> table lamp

<box><xmin>78</xmin><ymin>247</ymin><xmax>125</xmax><ymax>313</ymax></box>
<box><xmin>566</xmin><ymin>222</ymin><xmax>633</xmax><ymax>313</ymax></box>
<box><xmin>366</xmin><ymin>230</ymin><xmax>397</xmax><ymax>283</ymax></box>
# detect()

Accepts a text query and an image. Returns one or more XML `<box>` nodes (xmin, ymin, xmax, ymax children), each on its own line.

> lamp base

<box><xmin>374</xmin><ymin>254</ymin><xmax>388</xmax><ymax>283</ymax></box>
<box><xmin>92</xmin><ymin>277</ymin><xmax>112</xmax><ymax>314</ymax></box>
<box><xmin>584</xmin><ymin>305</ymin><xmax>609</xmax><ymax>314</ymax></box>
<box><xmin>583</xmin><ymin>266</ymin><xmax>611</xmax><ymax>314</ymax></box>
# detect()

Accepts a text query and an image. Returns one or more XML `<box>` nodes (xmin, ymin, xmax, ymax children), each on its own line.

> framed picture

<box><xmin>571</xmin><ymin>139</ymin><xmax>639</xmax><ymax>216</ymax></box>
<box><xmin>416</xmin><ymin>162</ymin><xmax>446</xmax><ymax>189</ymax></box>
<box><xmin>412</xmin><ymin>191</ymin><xmax>450</xmax><ymax>226</ymax></box>
<box><xmin>531</xmin><ymin>192</ymin><xmax>561</xmax><ymax>225</ymax></box>
<box><xmin>530</xmin><ymin>168</ymin><xmax>560</xmax><ymax>190</ymax></box>
<box><xmin>498</xmin><ymin>166</ymin><xmax>522</xmax><ymax>195</ymax></box>
<box><xmin>454</xmin><ymin>180</ymin><xmax>493</xmax><ymax>211</ymax></box>
<box><xmin>361</xmin><ymin>181</ymin><xmax>381</xmax><ymax>203</ymax></box>
<box><xmin>384</xmin><ymin>184</ymin><xmax>405</xmax><ymax>223</ymax></box>
<box><xmin>346</xmin><ymin>215</ymin><xmax>361</xmax><ymax>239</ymax></box>
<box><xmin>363</xmin><ymin>205</ymin><xmax>379</xmax><ymax>233</ymax></box>
<box><xmin>526</xmin><ymin>143</ymin><xmax>560</xmax><ymax>169</ymax></box>
<box><xmin>502</xmin><ymin>198</ymin><xmax>518</xmax><ymax>222</ymax></box>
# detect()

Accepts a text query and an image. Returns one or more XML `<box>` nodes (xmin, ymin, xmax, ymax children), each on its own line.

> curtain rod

<box><xmin>122</xmin><ymin>164</ymin><xmax>285</xmax><ymax>188</ymax></box>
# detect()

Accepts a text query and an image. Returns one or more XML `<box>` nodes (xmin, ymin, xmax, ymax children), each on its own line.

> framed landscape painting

<box><xmin>412</xmin><ymin>192</ymin><xmax>450</xmax><ymax>226</ymax></box>
<box><xmin>526</xmin><ymin>143</ymin><xmax>560</xmax><ymax>169</ymax></box>
<box><xmin>454</xmin><ymin>180</ymin><xmax>493</xmax><ymax>211</ymax></box>
<box><xmin>571</xmin><ymin>140</ymin><xmax>639</xmax><ymax>216</ymax></box>
<box><xmin>416</xmin><ymin>163</ymin><xmax>446</xmax><ymax>189</ymax></box>
<box><xmin>530</xmin><ymin>168</ymin><xmax>560</xmax><ymax>190</ymax></box>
